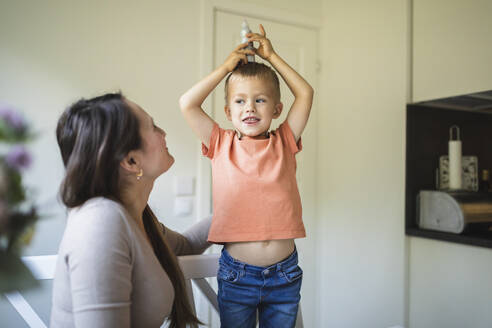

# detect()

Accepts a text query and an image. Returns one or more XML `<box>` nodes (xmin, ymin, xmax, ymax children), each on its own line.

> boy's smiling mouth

<box><xmin>242</xmin><ymin>116</ymin><xmax>260</xmax><ymax>124</ymax></box>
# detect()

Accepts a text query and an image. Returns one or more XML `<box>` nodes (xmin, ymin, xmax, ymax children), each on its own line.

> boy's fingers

<box><xmin>236</xmin><ymin>49</ymin><xmax>254</xmax><ymax>56</ymax></box>
<box><xmin>235</xmin><ymin>42</ymin><xmax>250</xmax><ymax>50</ymax></box>
<box><xmin>259</xmin><ymin>24</ymin><xmax>266</xmax><ymax>36</ymax></box>
<box><xmin>247</xmin><ymin>37</ymin><xmax>261</xmax><ymax>44</ymax></box>
<box><xmin>246</xmin><ymin>32</ymin><xmax>263</xmax><ymax>39</ymax></box>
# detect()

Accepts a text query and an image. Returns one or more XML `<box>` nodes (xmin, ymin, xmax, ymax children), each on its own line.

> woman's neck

<box><xmin>119</xmin><ymin>180</ymin><xmax>153</xmax><ymax>228</ymax></box>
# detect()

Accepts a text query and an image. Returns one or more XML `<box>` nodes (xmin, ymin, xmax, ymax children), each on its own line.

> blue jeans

<box><xmin>217</xmin><ymin>247</ymin><xmax>303</xmax><ymax>328</ymax></box>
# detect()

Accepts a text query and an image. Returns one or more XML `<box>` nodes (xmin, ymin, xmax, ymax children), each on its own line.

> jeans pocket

<box><xmin>217</xmin><ymin>265</ymin><xmax>240</xmax><ymax>283</ymax></box>
<box><xmin>281</xmin><ymin>264</ymin><xmax>303</xmax><ymax>283</ymax></box>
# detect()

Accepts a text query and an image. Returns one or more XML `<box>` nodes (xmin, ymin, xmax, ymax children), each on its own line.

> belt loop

<box><xmin>276</xmin><ymin>263</ymin><xmax>282</xmax><ymax>271</ymax></box>
<box><xmin>240</xmin><ymin>262</ymin><xmax>246</xmax><ymax>276</ymax></box>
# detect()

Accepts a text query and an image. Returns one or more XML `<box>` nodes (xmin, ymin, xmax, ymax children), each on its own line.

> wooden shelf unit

<box><xmin>405</xmin><ymin>90</ymin><xmax>492</xmax><ymax>248</ymax></box>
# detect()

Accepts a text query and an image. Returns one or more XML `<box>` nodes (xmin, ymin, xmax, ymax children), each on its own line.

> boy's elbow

<box><xmin>308</xmin><ymin>86</ymin><xmax>314</xmax><ymax>99</ymax></box>
<box><xmin>301</xmin><ymin>85</ymin><xmax>314</xmax><ymax>100</ymax></box>
<box><xmin>178</xmin><ymin>95</ymin><xmax>191</xmax><ymax>112</ymax></box>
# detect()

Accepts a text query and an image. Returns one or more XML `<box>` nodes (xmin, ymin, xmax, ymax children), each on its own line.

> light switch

<box><xmin>174</xmin><ymin>176</ymin><xmax>194</xmax><ymax>196</ymax></box>
<box><xmin>174</xmin><ymin>197</ymin><xmax>193</xmax><ymax>216</ymax></box>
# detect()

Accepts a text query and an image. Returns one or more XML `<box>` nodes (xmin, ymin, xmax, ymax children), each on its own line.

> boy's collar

<box><xmin>235</xmin><ymin>130</ymin><xmax>270</xmax><ymax>140</ymax></box>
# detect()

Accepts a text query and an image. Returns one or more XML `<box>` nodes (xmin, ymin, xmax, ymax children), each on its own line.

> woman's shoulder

<box><xmin>63</xmin><ymin>197</ymin><xmax>133</xmax><ymax>248</ymax></box>
<box><xmin>69</xmin><ymin>197</ymin><xmax>128</xmax><ymax>221</ymax></box>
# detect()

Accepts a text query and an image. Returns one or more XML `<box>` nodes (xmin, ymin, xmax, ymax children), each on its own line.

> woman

<box><xmin>50</xmin><ymin>93</ymin><xmax>210</xmax><ymax>328</ymax></box>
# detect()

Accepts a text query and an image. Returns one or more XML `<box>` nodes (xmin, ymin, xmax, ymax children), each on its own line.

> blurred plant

<box><xmin>0</xmin><ymin>103</ymin><xmax>39</xmax><ymax>293</ymax></box>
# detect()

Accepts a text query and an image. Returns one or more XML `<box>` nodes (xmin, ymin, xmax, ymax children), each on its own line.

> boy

<box><xmin>179</xmin><ymin>24</ymin><xmax>313</xmax><ymax>328</ymax></box>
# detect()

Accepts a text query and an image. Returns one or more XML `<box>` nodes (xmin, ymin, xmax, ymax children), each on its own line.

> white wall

<box><xmin>317</xmin><ymin>0</ymin><xmax>407</xmax><ymax>327</ymax></box>
<box><xmin>0</xmin><ymin>0</ymin><xmax>206</xmax><ymax>247</ymax></box>
<box><xmin>0</xmin><ymin>0</ymin><xmax>205</xmax><ymax>325</ymax></box>
<box><xmin>3</xmin><ymin>0</ymin><xmax>491</xmax><ymax>327</ymax></box>
<box><xmin>408</xmin><ymin>1</ymin><xmax>492</xmax><ymax>327</ymax></box>
<box><xmin>0</xmin><ymin>0</ymin><xmax>323</xmax><ymax>327</ymax></box>
<box><xmin>236</xmin><ymin>0</ymin><xmax>322</xmax><ymax>21</ymax></box>
<box><xmin>412</xmin><ymin>0</ymin><xmax>492</xmax><ymax>102</ymax></box>
<box><xmin>408</xmin><ymin>239</ymin><xmax>492</xmax><ymax>328</ymax></box>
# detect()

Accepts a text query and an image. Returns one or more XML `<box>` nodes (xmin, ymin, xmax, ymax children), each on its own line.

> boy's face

<box><xmin>225</xmin><ymin>76</ymin><xmax>282</xmax><ymax>139</ymax></box>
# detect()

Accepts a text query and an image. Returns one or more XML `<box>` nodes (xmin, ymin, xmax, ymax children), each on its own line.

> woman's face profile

<box><xmin>126</xmin><ymin>99</ymin><xmax>174</xmax><ymax>179</ymax></box>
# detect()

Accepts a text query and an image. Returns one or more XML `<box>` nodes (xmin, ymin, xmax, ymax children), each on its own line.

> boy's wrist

<box><xmin>266</xmin><ymin>52</ymin><xmax>280</xmax><ymax>63</ymax></box>
<box><xmin>217</xmin><ymin>63</ymin><xmax>232</xmax><ymax>75</ymax></box>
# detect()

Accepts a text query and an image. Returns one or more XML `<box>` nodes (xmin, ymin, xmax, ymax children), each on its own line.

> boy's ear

<box><xmin>224</xmin><ymin>105</ymin><xmax>232</xmax><ymax>121</ymax></box>
<box><xmin>273</xmin><ymin>102</ymin><xmax>283</xmax><ymax>118</ymax></box>
<box><xmin>120</xmin><ymin>151</ymin><xmax>141</xmax><ymax>174</ymax></box>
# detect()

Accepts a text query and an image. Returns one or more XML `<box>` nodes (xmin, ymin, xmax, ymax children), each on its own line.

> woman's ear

<box><xmin>120</xmin><ymin>151</ymin><xmax>141</xmax><ymax>174</ymax></box>
<box><xmin>273</xmin><ymin>102</ymin><xmax>283</xmax><ymax>118</ymax></box>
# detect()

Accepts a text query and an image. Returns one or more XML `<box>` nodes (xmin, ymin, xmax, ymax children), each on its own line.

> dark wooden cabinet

<box><xmin>405</xmin><ymin>90</ymin><xmax>492</xmax><ymax>248</ymax></box>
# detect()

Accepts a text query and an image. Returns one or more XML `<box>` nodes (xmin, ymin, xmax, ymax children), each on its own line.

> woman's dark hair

<box><xmin>56</xmin><ymin>92</ymin><xmax>200</xmax><ymax>328</ymax></box>
<box><xmin>56</xmin><ymin>92</ymin><xmax>139</xmax><ymax>205</ymax></box>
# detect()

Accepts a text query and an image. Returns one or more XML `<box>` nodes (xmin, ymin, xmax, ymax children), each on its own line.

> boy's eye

<box><xmin>256</xmin><ymin>99</ymin><xmax>266</xmax><ymax>103</ymax></box>
<box><xmin>235</xmin><ymin>99</ymin><xmax>244</xmax><ymax>104</ymax></box>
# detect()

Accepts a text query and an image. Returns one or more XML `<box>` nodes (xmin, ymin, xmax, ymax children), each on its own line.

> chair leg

<box><xmin>4</xmin><ymin>291</ymin><xmax>47</xmax><ymax>328</ymax></box>
<box><xmin>192</xmin><ymin>278</ymin><xmax>219</xmax><ymax>313</ymax></box>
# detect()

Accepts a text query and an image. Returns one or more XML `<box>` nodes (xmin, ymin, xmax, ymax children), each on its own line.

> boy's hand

<box><xmin>222</xmin><ymin>43</ymin><xmax>256</xmax><ymax>72</ymax></box>
<box><xmin>247</xmin><ymin>24</ymin><xmax>276</xmax><ymax>61</ymax></box>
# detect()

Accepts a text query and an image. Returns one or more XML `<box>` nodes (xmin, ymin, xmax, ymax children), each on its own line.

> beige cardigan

<box><xmin>50</xmin><ymin>197</ymin><xmax>211</xmax><ymax>328</ymax></box>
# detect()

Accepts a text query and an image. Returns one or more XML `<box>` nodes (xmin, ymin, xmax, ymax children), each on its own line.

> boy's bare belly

<box><xmin>225</xmin><ymin>239</ymin><xmax>295</xmax><ymax>267</ymax></box>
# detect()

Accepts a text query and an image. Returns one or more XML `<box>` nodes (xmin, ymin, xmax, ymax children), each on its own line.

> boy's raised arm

<box><xmin>179</xmin><ymin>43</ymin><xmax>255</xmax><ymax>148</ymax></box>
<box><xmin>247</xmin><ymin>25</ymin><xmax>314</xmax><ymax>142</ymax></box>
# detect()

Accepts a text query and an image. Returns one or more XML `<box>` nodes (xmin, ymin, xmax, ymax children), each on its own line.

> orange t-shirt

<box><xmin>202</xmin><ymin>122</ymin><xmax>306</xmax><ymax>243</ymax></box>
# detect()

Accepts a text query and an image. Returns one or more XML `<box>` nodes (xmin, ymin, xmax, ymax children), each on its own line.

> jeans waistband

<box><xmin>220</xmin><ymin>246</ymin><xmax>298</xmax><ymax>273</ymax></box>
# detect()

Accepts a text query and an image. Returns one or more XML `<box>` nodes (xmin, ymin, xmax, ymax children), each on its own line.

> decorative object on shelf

<box><xmin>439</xmin><ymin>155</ymin><xmax>478</xmax><ymax>191</ymax></box>
<box><xmin>417</xmin><ymin>190</ymin><xmax>492</xmax><ymax>234</ymax></box>
<box><xmin>0</xmin><ymin>103</ymin><xmax>39</xmax><ymax>293</ymax></box>
<box><xmin>480</xmin><ymin>169</ymin><xmax>491</xmax><ymax>193</ymax></box>
<box><xmin>448</xmin><ymin>125</ymin><xmax>462</xmax><ymax>189</ymax></box>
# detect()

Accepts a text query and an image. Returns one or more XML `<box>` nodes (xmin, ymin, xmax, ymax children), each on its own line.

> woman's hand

<box><xmin>247</xmin><ymin>24</ymin><xmax>276</xmax><ymax>61</ymax></box>
<box><xmin>222</xmin><ymin>43</ymin><xmax>256</xmax><ymax>72</ymax></box>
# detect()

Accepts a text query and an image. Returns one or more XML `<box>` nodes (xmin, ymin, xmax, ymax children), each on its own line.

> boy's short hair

<box><xmin>224</xmin><ymin>62</ymin><xmax>281</xmax><ymax>103</ymax></box>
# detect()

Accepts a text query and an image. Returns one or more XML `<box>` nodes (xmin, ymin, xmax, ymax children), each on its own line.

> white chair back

<box><xmin>4</xmin><ymin>255</ymin><xmax>57</xmax><ymax>328</ymax></box>
<box><xmin>4</xmin><ymin>254</ymin><xmax>303</xmax><ymax>328</ymax></box>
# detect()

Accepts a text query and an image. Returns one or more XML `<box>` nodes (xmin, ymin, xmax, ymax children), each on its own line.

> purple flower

<box><xmin>5</xmin><ymin>145</ymin><xmax>32</xmax><ymax>170</ymax></box>
<box><xmin>0</xmin><ymin>104</ymin><xmax>26</xmax><ymax>132</ymax></box>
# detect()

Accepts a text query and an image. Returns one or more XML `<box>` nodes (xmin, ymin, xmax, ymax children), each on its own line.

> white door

<box><xmin>202</xmin><ymin>10</ymin><xmax>319</xmax><ymax>328</ymax></box>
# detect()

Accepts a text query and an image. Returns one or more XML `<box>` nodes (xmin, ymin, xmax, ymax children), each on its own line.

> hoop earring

<box><xmin>136</xmin><ymin>168</ymin><xmax>143</xmax><ymax>180</ymax></box>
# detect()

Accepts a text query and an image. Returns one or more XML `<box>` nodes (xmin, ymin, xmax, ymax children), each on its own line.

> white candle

<box><xmin>448</xmin><ymin>126</ymin><xmax>462</xmax><ymax>190</ymax></box>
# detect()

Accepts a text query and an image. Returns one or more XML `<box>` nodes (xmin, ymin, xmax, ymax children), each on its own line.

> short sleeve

<box><xmin>279</xmin><ymin>121</ymin><xmax>303</xmax><ymax>155</ymax></box>
<box><xmin>201</xmin><ymin>123</ymin><xmax>220</xmax><ymax>159</ymax></box>
<box><xmin>66</xmin><ymin>203</ymin><xmax>132</xmax><ymax>328</ymax></box>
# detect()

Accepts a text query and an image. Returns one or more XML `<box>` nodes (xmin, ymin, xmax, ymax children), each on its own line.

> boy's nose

<box><xmin>245</xmin><ymin>102</ymin><xmax>256</xmax><ymax>112</ymax></box>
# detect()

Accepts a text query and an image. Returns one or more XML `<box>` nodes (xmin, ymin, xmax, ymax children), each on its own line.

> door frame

<box><xmin>195</xmin><ymin>2</ymin><xmax>321</xmax><ymax>325</ymax></box>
